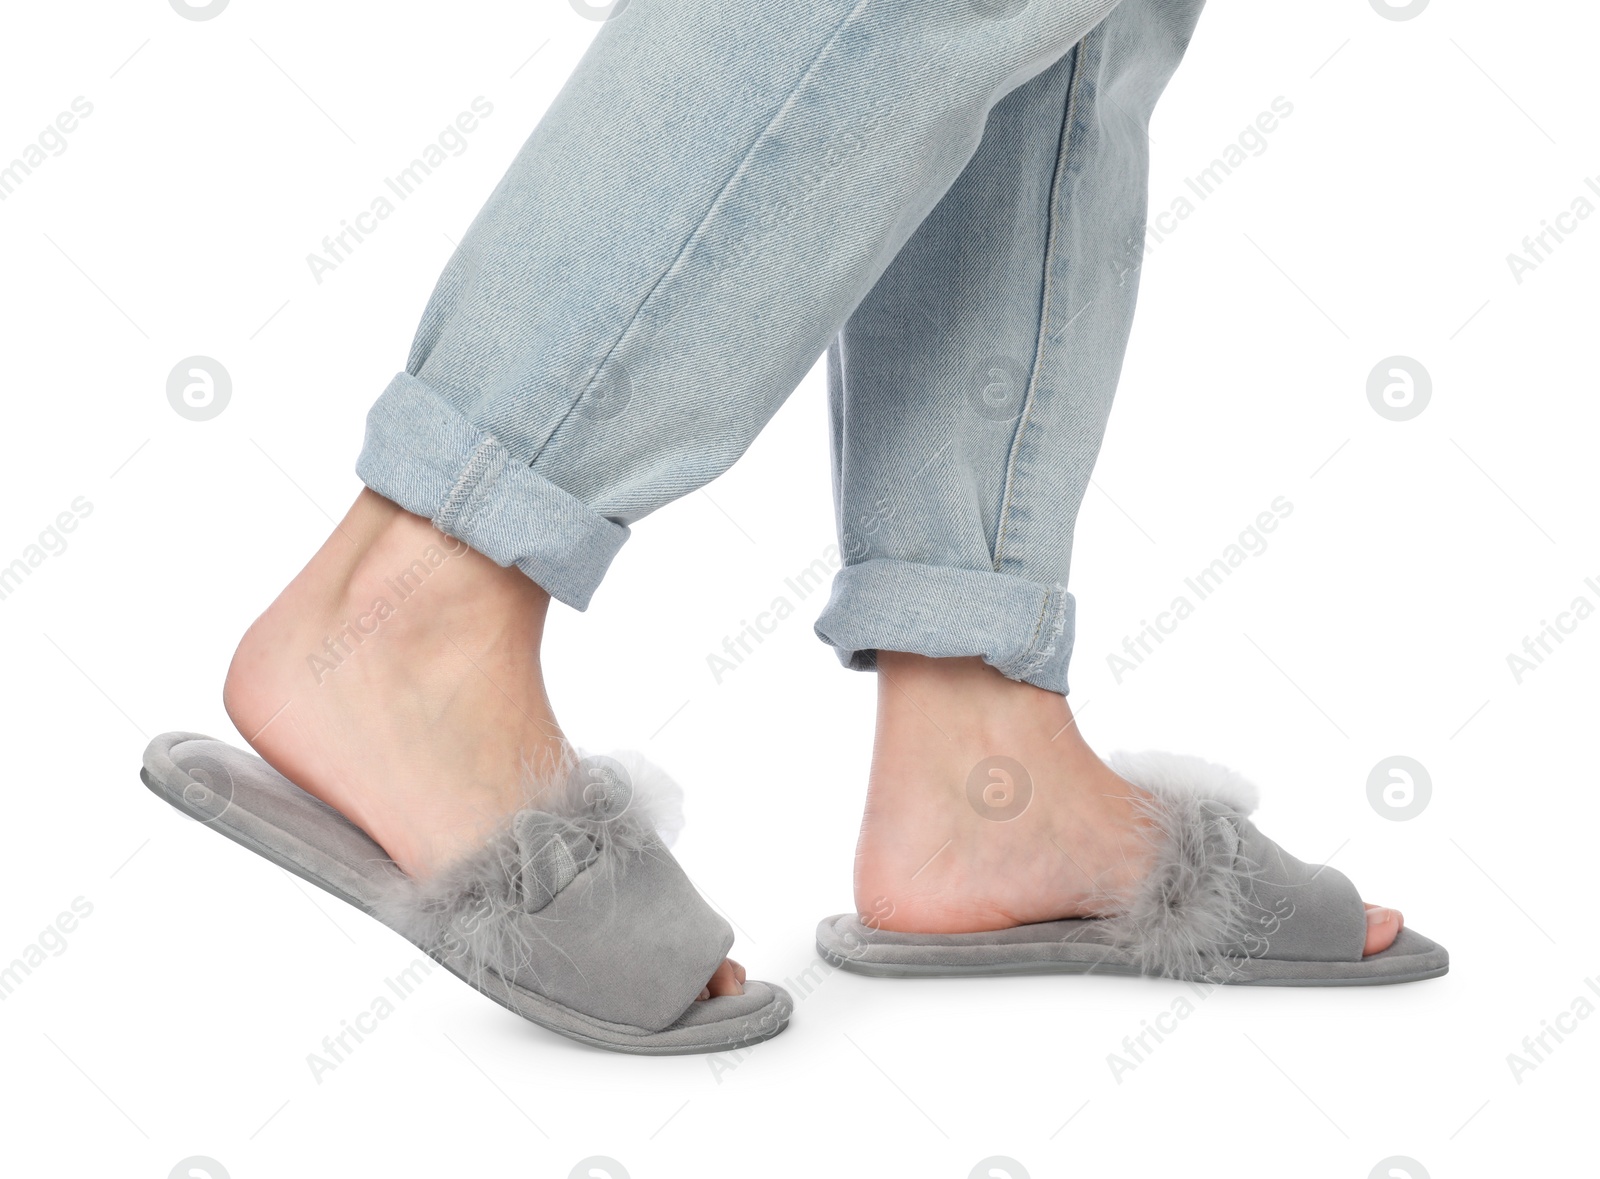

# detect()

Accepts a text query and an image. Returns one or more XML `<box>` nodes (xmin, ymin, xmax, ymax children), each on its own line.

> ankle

<box><xmin>854</xmin><ymin>652</ymin><xmax>1159</xmax><ymax>932</ymax></box>
<box><xmin>223</xmin><ymin>491</ymin><xmax>557</xmax><ymax>748</ymax></box>
<box><xmin>220</xmin><ymin>492</ymin><xmax>567</xmax><ymax>878</ymax></box>
<box><xmin>869</xmin><ymin>652</ymin><xmax>1105</xmax><ymax>796</ymax></box>
<box><xmin>344</xmin><ymin>494</ymin><xmax>548</xmax><ymax>632</ymax></box>
<box><xmin>875</xmin><ymin>651</ymin><xmax>1081</xmax><ymax>751</ymax></box>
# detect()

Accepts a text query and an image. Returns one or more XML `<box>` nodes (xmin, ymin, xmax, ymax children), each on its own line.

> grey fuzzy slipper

<box><xmin>142</xmin><ymin>733</ymin><xmax>791</xmax><ymax>1054</ymax></box>
<box><xmin>817</xmin><ymin>750</ymin><xmax>1448</xmax><ymax>987</ymax></box>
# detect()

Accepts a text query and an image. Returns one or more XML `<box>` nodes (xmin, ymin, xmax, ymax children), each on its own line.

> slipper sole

<box><xmin>815</xmin><ymin>914</ymin><xmax>1448</xmax><ymax>987</ymax></box>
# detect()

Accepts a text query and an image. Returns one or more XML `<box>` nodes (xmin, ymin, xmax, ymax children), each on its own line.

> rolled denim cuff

<box><xmin>355</xmin><ymin>373</ymin><xmax>629</xmax><ymax>610</ymax></box>
<box><xmin>813</xmin><ymin>558</ymin><xmax>1075</xmax><ymax>694</ymax></box>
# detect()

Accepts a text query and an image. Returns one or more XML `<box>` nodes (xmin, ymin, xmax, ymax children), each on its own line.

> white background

<box><xmin>1</xmin><ymin>1</ymin><xmax>1595</xmax><ymax>1176</ymax></box>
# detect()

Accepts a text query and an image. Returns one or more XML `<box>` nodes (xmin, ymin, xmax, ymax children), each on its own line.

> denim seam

<box><xmin>459</xmin><ymin>442</ymin><xmax>510</xmax><ymax>541</ymax></box>
<box><xmin>528</xmin><ymin>0</ymin><xmax>879</xmax><ymax>466</ymax></box>
<box><xmin>992</xmin><ymin>588</ymin><xmax>1050</xmax><ymax>681</ymax></box>
<box><xmin>435</xmin><ymin>434</ymin><xmax>504</xmax><ymax>536</ymax></box>
<box><xmin>1002</xmin><ymin>582</ymin><xmax>1069</xmax><ymax>683</ymax></box>
<box><xmin>992</xmin><ymin>34</ymin><xmax>1091</xmax><ymax>572</ymax></box>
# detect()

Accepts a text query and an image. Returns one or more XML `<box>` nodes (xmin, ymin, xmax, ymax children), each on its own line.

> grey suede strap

<box><xmin>1221</xmin><ymin>816</ymin><xmax>1366</xmax><ymax>965</ymax></box>
<box><xmin>495</xmin><ymin>821</ymin><xmax>735</xmax><ymax>1031</ymax></box>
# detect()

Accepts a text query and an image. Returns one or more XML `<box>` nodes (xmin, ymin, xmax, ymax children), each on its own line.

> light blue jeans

<box><xmin>357</xmin><ymin>0</ymin><xmax>1205</xmax><ymax>694</ymax></box>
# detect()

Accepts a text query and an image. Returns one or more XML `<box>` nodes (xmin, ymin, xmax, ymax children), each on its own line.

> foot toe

<box><xmin>697</xmin><ymin>957</ymin><xmax>745</xmax><ymax>1000</ymax></box>
<box><xmin>1363</xmin><ymin>903</ymin><xmax>1403</xmax><ymax>956</ymax></box>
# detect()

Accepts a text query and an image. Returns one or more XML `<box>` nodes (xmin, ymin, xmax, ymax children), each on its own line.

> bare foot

<box><xmin>223</xmin><ymin>489</ymin><xmax>742</xmax><ymax>996</ymax></box>
<box><xmin>854</xmin><ymin>652</ymin><xmax>1402</xmax><ymax>958</ymax></box>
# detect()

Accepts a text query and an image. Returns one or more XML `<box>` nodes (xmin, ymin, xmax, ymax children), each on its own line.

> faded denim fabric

<box><xmin>357</xmin><ymin>0</ymin><xmax>1205</xmax><ymax>692</ymax></box>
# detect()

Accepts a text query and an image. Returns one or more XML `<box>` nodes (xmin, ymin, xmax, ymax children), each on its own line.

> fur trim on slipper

<box><xmin>1102</xmin><ymin>750</ymin><xmax>1262</xmax><ymax>979</ymax></box>
<box><xmin>370</xmin><ymin>748</ymin><xmax>686</xmax><ymax>987</ymax></box>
